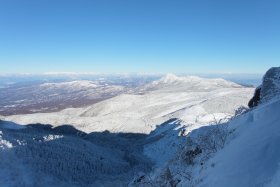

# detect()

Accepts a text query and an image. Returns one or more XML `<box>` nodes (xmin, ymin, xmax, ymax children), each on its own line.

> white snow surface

<box><xmin>1</xmin><ymin>74</ymin><xmax>253</xmax><ymax>134</ymax></box>
<box><xmin>130</xmin><ymin>98</ymin><xmax>280</xmax><ymax>187</ymax></box>
<box><xmin>195</xmin><ymin>97</ymin><xmax>280</xmax><ymax>187</ymax></box>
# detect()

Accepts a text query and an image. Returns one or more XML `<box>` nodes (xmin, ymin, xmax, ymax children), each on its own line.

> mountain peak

<box><xmin>160</xmin><ymin>73</ymin><xmax>181</xmax><ymax>83</ymax></box>
<box><xmin>156</xmin><ymin>74</ymin><xmax>203</xmax><ymax>85</ymax></box>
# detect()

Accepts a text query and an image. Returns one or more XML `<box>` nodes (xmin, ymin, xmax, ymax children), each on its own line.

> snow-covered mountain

<box><xmin>143</xmin><ymin>73</ymin><xmax>242</xmax><ymax>92</ymax></box>
<box><xmin>2</xmin><ymin>69</ymin><xmax>279</xmax><ymax>187</ymax></box>
<box><xmin>1</xmin><ymin>74</ymin><xmax>253</xmax><ymax>134</ymax></box>
<box><xmin>130</xmin><ymin>67</ymin><xmax>280</xmax><ymax>187</ymax></box>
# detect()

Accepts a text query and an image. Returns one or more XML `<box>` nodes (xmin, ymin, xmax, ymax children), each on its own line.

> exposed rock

<box><xmin>248</xmin><ymin>86</ymin><xmax>261</xmax><ymax>108</ymax></box>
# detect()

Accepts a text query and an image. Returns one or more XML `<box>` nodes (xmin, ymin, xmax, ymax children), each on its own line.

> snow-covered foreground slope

<box><xmin>1</xmin><ymin>74</ymin><xmax>253</xmax><ymax>134</ymax></box>
<box><xmin>198</xmin><ymin>97</ymin><xmax>280</xmax><ymax>187</ymax></box>
<box><xmin>130</xmin><ymin>98</ymin><xmax>280</xmax><ymax>187</ymax></box>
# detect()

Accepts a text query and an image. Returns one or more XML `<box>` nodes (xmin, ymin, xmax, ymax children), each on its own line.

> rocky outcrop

<box><xmin>248</xmin><ymin>86</ymin><xmax>261</xmax><ymax>108</ymax></box>
<box><xmin>249</xmin><ymin>67</ymin><xmax>280</xmax><ymax>108</ymax></box>
<box><xmin>261</xmin><ymin>67</ymin><xmax>280</xmax><ymax>103</ymax></box>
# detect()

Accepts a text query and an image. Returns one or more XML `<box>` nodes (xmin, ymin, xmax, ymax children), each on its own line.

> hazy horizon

<box><xmin>0</xmin><ymin>71</ymin><xmax>263</xmax><ymax>87</ymax></box>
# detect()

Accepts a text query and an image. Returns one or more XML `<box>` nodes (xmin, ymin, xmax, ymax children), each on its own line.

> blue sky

<box><xmin>0</xmin><ymin>0</ymin><xmax>279</xmax><ymax>74</ymax></box>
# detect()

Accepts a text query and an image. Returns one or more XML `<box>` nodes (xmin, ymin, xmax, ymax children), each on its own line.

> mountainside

<box><xmin>131</xmin><ymin>97</ymin><xmax>280</xmax><ymax>187</ymax></box>
<box><xmin>199</xmin><ymin>97</ymin><xmax>280</xmax><ymax>187</ymax></box>
<box><xmin>131</xmin><ymin>67</ymin><xmax>280</xmax><ymax>187</ymax></box>
<box><xmin>0</xmin><ymin>121</ymin><xmax>152</xmax><ymax>187</ymax></box>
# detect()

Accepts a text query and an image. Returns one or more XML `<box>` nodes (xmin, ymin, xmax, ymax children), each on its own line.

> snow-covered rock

<box><xmin>261</xmin><ymin>67</ymin><xmax>280</xmax><ymax>103</ymax></box>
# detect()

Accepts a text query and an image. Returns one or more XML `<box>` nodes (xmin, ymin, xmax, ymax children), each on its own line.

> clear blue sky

<box><xmin>0</xmin><ymin>0</ymin><xmax>279</xmax><ymax>74</ymax></box>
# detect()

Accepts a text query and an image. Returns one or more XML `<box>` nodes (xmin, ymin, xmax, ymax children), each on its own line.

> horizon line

<box><xmin>0</xmin><ymin>71</ymin><xmax>264</xmax><ymax>77</ymax></box>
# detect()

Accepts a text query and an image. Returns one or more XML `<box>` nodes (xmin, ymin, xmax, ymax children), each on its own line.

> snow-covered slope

<box><xmin>132</xmin><ymin>68</ymin><xmax>280</xmax><ymax>187</ymax></box>
<box><xmin>0</xmin><ymin>120</ymin><xmax>153</xmax><ymax>187</ymax></box>
<box><xmin>1</xmin><ymin>74</ymin><xmax>253</xmax><ymax>134</ymax></box>
<box><xmin>197</xmin><ymin>97</ymin><xmax>280</xmax><ymax>187</ymax></box>
<box><xmin>130</xmin><ymin>98</ymin><xmax>280</xmax><ymax>187</ymax></box>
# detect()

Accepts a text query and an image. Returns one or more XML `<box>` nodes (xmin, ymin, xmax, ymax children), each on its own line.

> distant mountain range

<box><xmin>1</xmin><ymin>74</ymin><xmax>253</xmax><ymax>134</ymax></box>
